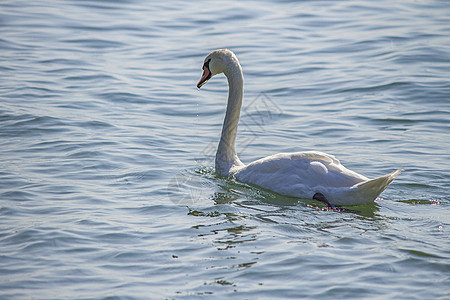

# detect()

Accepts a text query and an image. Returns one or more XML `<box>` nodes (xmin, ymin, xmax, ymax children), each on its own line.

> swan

<box><xmin>197</xmin><ymin>49</ymin><xmax>401</xmax><ymax>206</ymax></box>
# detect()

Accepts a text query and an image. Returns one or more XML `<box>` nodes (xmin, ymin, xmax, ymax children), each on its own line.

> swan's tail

<box><xmin>355</xmin><ymin>168</ymin><xmax>403</xmax><ymax>203</ymax></box>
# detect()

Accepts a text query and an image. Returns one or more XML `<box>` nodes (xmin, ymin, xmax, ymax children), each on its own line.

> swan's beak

<box><xmin>197</xmin><ymin>65</ymin><xmax>211</xmax><ymax>88</ymax></box>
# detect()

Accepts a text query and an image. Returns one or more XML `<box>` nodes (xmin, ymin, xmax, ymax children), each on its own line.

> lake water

<box><xmin>1</xmin><ymin>0</ymin><xmax>449</xmax><ymax>298</ymax></box>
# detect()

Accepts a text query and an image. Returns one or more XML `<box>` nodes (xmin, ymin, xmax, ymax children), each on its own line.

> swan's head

<box><xmin>197</xmin><ymin>49</ymin><xmax>240</xmax><ymax>88</ymax></box>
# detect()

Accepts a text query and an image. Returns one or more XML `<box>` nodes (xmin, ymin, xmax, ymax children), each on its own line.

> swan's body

<box><xmin>197</xmin><ymin>49</ymin><xmax>401</xmax><ymax>206</ymax></box>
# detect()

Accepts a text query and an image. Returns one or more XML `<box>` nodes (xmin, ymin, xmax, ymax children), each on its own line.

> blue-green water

<box><xmin>1</xmin><ymin>0</ymin><xmax>449</xmax><ymax>298</ymax></box>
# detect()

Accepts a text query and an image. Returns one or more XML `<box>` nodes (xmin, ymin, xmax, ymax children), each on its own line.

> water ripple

<box><xmin>0</xmin><ymin>0</ymin><xmax>448</xmax><ymax>299</ymax></box>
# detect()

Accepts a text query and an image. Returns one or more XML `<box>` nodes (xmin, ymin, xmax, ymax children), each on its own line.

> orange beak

<box><xmin>197</xmin><ymin>65</ymin><xmax>211</xmax><ymax>88</ymax></box>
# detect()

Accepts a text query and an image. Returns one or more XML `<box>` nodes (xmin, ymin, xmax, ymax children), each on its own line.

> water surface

<box><xmin>0</xmin><ymin>0</ymin><xmax>449</xmax><ymax>298</ymax></box>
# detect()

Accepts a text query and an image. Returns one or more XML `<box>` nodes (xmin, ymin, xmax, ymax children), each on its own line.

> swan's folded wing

<box><xmin>235</xmin><ymin>151</ymin><xmax>368</xmax><ymax>198</ymax></box>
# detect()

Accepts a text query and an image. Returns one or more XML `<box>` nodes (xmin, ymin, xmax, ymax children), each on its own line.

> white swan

<box><xmin>197</xmin><ymin>49</ymin><xmax>401</xmax><ymax>206</ymax></box>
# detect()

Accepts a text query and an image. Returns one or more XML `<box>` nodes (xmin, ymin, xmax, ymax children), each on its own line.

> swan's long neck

<box><xmin>215</xmin><ymin>61</ymin><xmax>244</xmax><ymax>176</ymax></box>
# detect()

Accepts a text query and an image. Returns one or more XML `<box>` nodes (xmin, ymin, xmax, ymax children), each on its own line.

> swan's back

<box><xmin>235</xmin><ymin>151</ymin><xmax>368</xmax><ymax>199</ymax></box>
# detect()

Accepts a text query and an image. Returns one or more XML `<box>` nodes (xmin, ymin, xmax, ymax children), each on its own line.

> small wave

<box><xmin>62</xmin><ymin>38</ymin><xmax>126</xmax><ymax>49</ymax></box>
<box><xmin>331</xmin><ymin>82</ymin><xmax>410</xmax><ymax>94</ymax></box>
<box><xmin>97</xmin><ymin>92</ymin><xmax>147</xmax><ymax>104</ymax></box>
